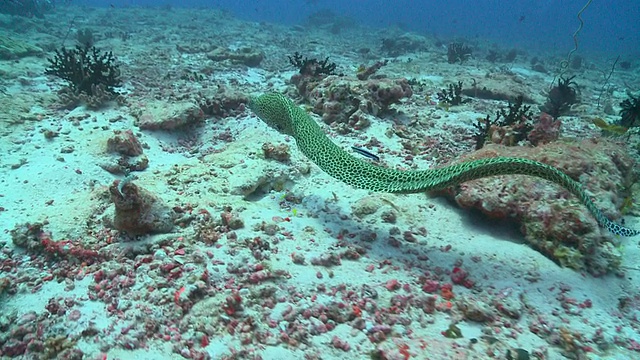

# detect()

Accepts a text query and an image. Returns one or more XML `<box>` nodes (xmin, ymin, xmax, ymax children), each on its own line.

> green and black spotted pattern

<box><xmin>249</xmin><ymin>92</ymin><xmax>639</xmax><ymax>237</ymax></box>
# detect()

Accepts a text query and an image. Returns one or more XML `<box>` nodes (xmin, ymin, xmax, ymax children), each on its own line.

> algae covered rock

<box><xmin>132</xmin><ymin>99</ymin><xmax>205</xmax><ymax>130</ymax></box>
<box><xmin>206</xmin><ymin>46</ymin><xmax>264</xmax><ymax>67</ymax></box>
<box><xmin>295</xmin><ymin>75</ymin><xmax>413</xmax><ymax>133</ymax></box>
<box><xmin>109</xmin><ymin>180</ymin><xmax>174</xmax><ymax>235</ymax></box>
<box><xmin>438</xmin><ymin>140</ymin><xmax>636</xmax><ymax>274</ymax></box>
<box><xmin>0</xmin><ymin>35</ymin><xmax>42</xmax><ymax>59</ymax></box>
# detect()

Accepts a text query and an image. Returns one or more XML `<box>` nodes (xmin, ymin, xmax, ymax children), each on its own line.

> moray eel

<box><xmin>249</xmin><ymin>92</ymin><xmax>639</xmax><ymax>237</ymax></box>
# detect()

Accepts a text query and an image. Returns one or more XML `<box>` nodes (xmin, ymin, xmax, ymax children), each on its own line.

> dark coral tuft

<box><xmin>45</xmin><ymin>44</ymin><xmax>121</xmax><ymax>95</ymax></box>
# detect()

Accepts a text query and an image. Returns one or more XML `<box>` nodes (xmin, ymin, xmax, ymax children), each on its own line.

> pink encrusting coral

<box><xmin>528</xmin><ymin>112</ymin><xmax>562</xmax><ymax>145</ymax></box>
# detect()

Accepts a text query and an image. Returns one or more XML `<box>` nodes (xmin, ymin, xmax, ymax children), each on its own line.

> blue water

<box><xmin>76</xmin><ymin>0</ymin><xmax>639</xmax><ymax>57</ymax></box>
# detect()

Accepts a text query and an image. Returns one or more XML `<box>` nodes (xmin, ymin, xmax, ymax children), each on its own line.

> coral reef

<box><xmin>288</xmin><ymin>52</ymin><xmax>337</xmax><ymax>78</ymax></box>
<box><xmin>9</xmin><ymin>221</ymin><xmax>49</xmax><ymax>251</ymax></box>
<box><xmin>45</xmin><ymin>45</ymin><xmax>122</xmax><ymax>109</ymax></box>
<box><xmin>106</xmin><ymin>130</ymin><xmax>144</xmax><ymax>157</ymax></box>
<box><xmin>206</xmin><ymin>46</ymin><xmax>265</xmax><ymax>67</ymax></box>
<box><xmin>438</xmin><ymin>140</ymin><xmax>636</xmax><ymax>274</ymax></box>
<box><xmin>356</xmin><ymin>60</ymin><xmax>388</xmax><ymax>81</ymax></box>
<box><xmin>101</xmin><ymin>130</ymin><xmax>149</xmax><ymax>174</ymax></box>
<box><xmin>75</xmin><ymin>28</ymin><xmax>95</xmax><ymax>47</ymax></box>
<box><xmin>302</xmin><ymin>75</ymin><xmax>412</xmax><ymax>133</ymax></box>
<box><xmin>436</xmin><ymin>81</ymin><xmax>467</xmax><ymax>106</ymax></box>
<box><xmin>5</xmin><ymin>6</ymin><xmax>640</xmax><ymax>360</ymax></box>
<box><xmin>0</xmin><ymin>304</ymin><xmax>89</xmax><ymax>358</ymax></box>
<box><xmin>108</xmin><ymin>180</ymin><xmax>175</xmax><ymax>235</ymax></box>
<box><xmin>543</xmin><ymin>75</ymin><xmax>579</xmax><ymax>117</ymax></box>
<box><xmin>618</xmin><ymin>92</ymin><xmax>640</xmax><ymax>128</ymax></box>
<box><xmin>132</xmin><ymin>100</ymin><xmax>205</xmax><ymax>130</ymax></box>
<box><xmin>447</xmin><ymin>42</ymin><xmax>472</xmax><ymax>64</ymax></box>
<box><xmin>289</xmin><ymin>57</ymin><xmax>411</xmax><ymax>133</ymax></box>
<box><xmin>0</xmin><ymin>35</ymin><xmax>42</xmax><ymax>60</ymax></box>
<box><xmin>262</xmin><ymin>142</ymin><xmax>291</xmax><ymax>163</ymax></box>
<box><xmin>45</xmin><ymin>45</ymin><xmax>122</xmax><ymax>96</ymax></box>
<box><xmin>42</xmin><ymin>336</ymin><xmax>81</xmax><ymax>359</ymax></box>
<box><xmin>530</xmin><ymin>57</ymin><xmax>548</xmax><ymax>73</ymax></box>
<box><xmin>486</xmin><ymin>48</ymin><xmax>518</xmax><ymax>63</ymax></box>
<box><xmin>197</xmin><ymin>87</ymin><xmax>248</xmax><ymax>117</ymax></box>
<box><xmin>56</xmin><ymin>83</ymin><xmax>123</xmax><ymax>109</ymax></box>
<box><xmin>461</xmin><ymin>77</ymin><xmax>534</xmax><ymax>103</ymax></box>
<box><xmin>10</xmin><ymin>222</ymin><xmax>103</xmax><ymax>264</ymax></box>
<box><xmin>473</xmin><ymin>95</ymin><xmax>536</xmax><ymax>149</ymax></box>
<box><xmin>528</xmin><ymin>113</ymin><xmax>561</xmax><ymax>146</ymax></box>
<box><xmin>380</xmin><ymin>33</ymin><xmax>428</xmax><ymax>56</ymax></box>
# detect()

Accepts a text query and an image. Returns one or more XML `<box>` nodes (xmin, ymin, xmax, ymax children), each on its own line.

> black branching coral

<box><xmin>437</xmin><ymin>81</ymin><xmax>467</xmax><ymax>106</ymax></box>
<box><xmin>45</xmin><ymin>45</ymin><xmax>121</xmax><ymax>95</ymax></box>
<box><xmin>287</xmin><ymin>52</ymin><xmax>337</xmax><ymax>77</ymax></box>
<box><xmin>447</xmin><ymin>42</ymin><xmax>472</xmax><ymax>64</ymax></box>
<box><xmin>618</xmin><ymin>92</ymin><xmax>640</xmax><ymax>128</ymax></box>
<box><xmin>543</xmin><ymin>75</ymin><xmax>579</xmax><ymax>117</ymax></box>
<box><xmin>473</xmin><ymin>95</ymin><xmax>534</xmax><ymax>149</ymax></box>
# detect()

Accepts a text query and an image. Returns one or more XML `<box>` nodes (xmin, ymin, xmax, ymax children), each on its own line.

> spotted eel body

<box><xmin>249</xmin><ymin>92</ymin><xmax>639</xmax><ymax>237</ymax></box>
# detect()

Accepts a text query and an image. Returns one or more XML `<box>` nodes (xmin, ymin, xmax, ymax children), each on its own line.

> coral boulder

<box><xmin>109</xmin><ymin>181</ymin><xmax>174</xmax><ymax>235</ymax></box>
<box><xmin>438</xmin><ymin>139</ymin><xmax>636</xmax><ymax>274</ymax></box>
